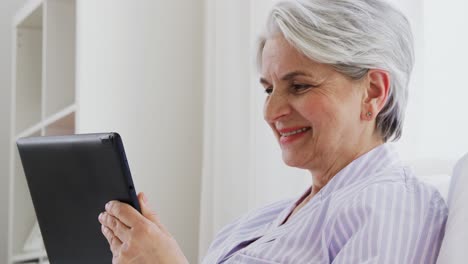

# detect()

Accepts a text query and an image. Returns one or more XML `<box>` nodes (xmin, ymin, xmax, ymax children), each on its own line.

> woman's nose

<box><xmin>264</xmin><ymin>92</ymin><xmax>291</xmax><ymax>123</ymax></box>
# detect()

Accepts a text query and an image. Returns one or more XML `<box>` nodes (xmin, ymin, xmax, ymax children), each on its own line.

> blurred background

<box><xmin>0</xmin><ymin>0</ymin><xmax>467</xmax><ymax>263</ymax></box>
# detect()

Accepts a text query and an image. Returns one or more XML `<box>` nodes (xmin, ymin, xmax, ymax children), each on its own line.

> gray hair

<box><xmin>257</xmin><ymin>0</ymin><xmax>414</xmax><ymax>142</ymax></box>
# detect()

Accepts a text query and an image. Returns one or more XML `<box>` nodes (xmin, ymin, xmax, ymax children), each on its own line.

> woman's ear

<box><xmin>361</xmin><ymin>69</ymin><xmax>390</xmax><ymax>120</ymax></box>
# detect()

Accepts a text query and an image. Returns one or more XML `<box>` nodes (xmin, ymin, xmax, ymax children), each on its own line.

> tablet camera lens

<box><xmin>100</xmin><ymin>135</ymin><xmax>113</xmax><ymax>145</ymax></box>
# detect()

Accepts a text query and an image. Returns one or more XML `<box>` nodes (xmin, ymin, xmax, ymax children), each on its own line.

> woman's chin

<box><xmin>282</xmin><ymin>153</ymin><xmax>309</xmax><ymax>169</ymax></box>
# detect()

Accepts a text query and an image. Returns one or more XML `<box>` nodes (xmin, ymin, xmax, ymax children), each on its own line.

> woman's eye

<box><xmin>264</xmin><ymin>88</ymin><xmax>273</xmax><ymax>95</ymax></box>
<box><xmin>292</xmin><ymin>84</ymin><xmax>312</xmax><ymax>93</ymax></box>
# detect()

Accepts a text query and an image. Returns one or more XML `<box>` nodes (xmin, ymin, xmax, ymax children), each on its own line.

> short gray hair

<box><xmin>257</xmin><ymin>0</ymin><xmax>414</xmax><ymax>142</ymax></box>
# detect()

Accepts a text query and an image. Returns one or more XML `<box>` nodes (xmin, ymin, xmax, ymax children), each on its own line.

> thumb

<box><xmin>138</xmin><ymin>192</ymin><xmax>161</xmax><ymax>225</ymax></box>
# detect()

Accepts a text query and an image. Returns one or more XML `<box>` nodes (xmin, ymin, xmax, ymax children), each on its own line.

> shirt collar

<box><xmin>317</xmin><ymin>143</ymin><xmax>401</xmax><ymax>201</ymax></box>
<box><xmin>274</xmin><ymin>143</ymin><xmax>401</xmax><ymax>228</ymax></box>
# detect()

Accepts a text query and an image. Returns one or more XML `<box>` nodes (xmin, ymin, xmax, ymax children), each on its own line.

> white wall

<box><xmin>0</xmin><ymin>1</ymin><xmax>28</xmax><ymax>263</ymax></box>
<box><xmin>421</xmin><ymin>0</ymin><xmax>468</xmax><ymax>162</ymax></box>
<box><xmin>76</xmin><ymin>0</ymin><xmax>203</xmax><ymax>262</ymax></box>
<box><xmin>199</xmin><ymin>0</ymin><xmax>254</xmax><ymax>259</ymax></box>
<box><xmin>389</xmin><ymin>0</ymin><xmax>468</xmax><ymax>175</ymax></box>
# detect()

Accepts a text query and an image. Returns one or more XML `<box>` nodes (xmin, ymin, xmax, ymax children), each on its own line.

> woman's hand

<box><xmin>98</xmin><ymin>192</ymin><xmax>188</xmax><ymax>264</ymax></box>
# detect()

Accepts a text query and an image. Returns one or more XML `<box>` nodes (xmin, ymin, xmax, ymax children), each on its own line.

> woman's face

<box><xmin>260</xmin><ymin>35</ymin><xmax>367</xmax><ymax>173</ymax></box>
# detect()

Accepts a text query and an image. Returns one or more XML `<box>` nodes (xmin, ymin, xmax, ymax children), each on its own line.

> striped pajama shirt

<box><xmin>202</xmin><ymin>144</ymin><xmax>448</xmax><ymax>264</ymax></box>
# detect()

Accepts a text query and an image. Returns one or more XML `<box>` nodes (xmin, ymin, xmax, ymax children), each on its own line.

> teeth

<box><xmin>280</xmin><ymin>127</ymin><xmax>310</xmax><ymax>137</ymax></box>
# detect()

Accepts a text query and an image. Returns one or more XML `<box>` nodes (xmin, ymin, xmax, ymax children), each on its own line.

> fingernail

<box><xmin>98</xmin><ymin>213</ymin><xmax>103</xmax><ymax>221</ymax></box>
<box><xmin>105</xmin><ymin>202</ymin><xmax>111</xmax><ymax>210</ymax></box>
<box><xmin>142</xmin><ymin>193</ymin><xmax>148</xmax><ymax>204</ymax></box>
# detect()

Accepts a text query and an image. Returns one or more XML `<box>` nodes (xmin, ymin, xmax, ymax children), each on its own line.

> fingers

<box><xmin>138</xmin><ymin>192</ymin><xmax>167</xmax><ymax>233</ymax></box>
<box><xmin>101</xmin><ymin>224</ymin><xmax>122</xmax><ymax>255</ymax></box>
<box><xmin>138</xmin><ymin>193</ymin><xmax>159</xmax><ymax>223</ymax></box>
<box><xmin>99</xmin><ymin>212</ymin><xmax>131</xmax><ymax>242</ymax></box>
<box><xmin>105</xmin><ymin>201</ymin><xmax>143</xmax><ymax>227</ymax></box>
<box><xmin>99</xmin><ymin>197</ymin><xmax>186</xmax><ymax>263</ymax></box>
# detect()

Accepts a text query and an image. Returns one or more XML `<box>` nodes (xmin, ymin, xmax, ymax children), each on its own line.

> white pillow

<box><xmin>437</xmin><ymin>153</ymin><xmax>468</xmax><ymax>264</ymax></box>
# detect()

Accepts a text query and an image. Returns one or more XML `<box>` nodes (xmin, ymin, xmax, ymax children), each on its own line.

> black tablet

<box><xmin>16</xmin><ymin>132</ymin><xmax>140</xmax><ymax>264</ymax></box>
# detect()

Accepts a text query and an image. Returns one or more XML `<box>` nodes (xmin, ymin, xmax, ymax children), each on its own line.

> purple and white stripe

<box><xmin>202</xmin><ymin>144</ymin><xmax>448</xmax><ymax>264</ymax></box>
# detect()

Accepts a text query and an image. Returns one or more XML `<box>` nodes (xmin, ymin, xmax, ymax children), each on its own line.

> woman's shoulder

<box><xmin>367</xmin><ymin>165</ymin><xmax>446</xmax><ymax>203</ymax></box>
<box><xmin>331</xmin><ymin>165</ymin><xmax>448</xmax><ymax>215</ymax></box>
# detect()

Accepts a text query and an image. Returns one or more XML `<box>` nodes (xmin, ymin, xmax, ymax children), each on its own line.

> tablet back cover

<box><xmin>16</xmin><ymin>133</ymin><xmax>140</xmax><ymax>264</ymax></box>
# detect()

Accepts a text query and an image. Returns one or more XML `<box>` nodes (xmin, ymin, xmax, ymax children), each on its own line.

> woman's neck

<box><xmin>309</xmin><ymin>139</ymin><xmax>384</xmax><ymax>192</ymax></box>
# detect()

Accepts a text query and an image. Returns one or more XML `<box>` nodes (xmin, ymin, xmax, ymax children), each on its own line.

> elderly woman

<box><xmin>98</xmin><ymin>0</ymin><xmax>448</xmax><ymax>263</ymax></box>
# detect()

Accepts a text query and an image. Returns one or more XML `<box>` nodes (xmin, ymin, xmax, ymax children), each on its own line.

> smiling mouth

<box><xmin>280</xmin><ymin>127</ymin><xmax>311</xmax><ymax>137</ymax></box>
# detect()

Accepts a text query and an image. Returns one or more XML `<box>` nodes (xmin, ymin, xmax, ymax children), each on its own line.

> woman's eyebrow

<box><xmin>281</xmin><ymin>71</ymin><xmax>313</xmax><ymax>81</ymax></box>
<box><xmin>259</xmin><ymin>71</ymin><xmax>315</xmax><ymax>85</ymax></box>
<box><xmin>259</xmin><ymin>77</ymin><xmax>270</xmax><ymax>86</ymax></box>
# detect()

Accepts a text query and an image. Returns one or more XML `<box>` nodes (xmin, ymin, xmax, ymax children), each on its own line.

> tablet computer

<box><xmin>16</xmin><ymin>132</ymin><xmax>140</xmax><ymax>264</ymax></box>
